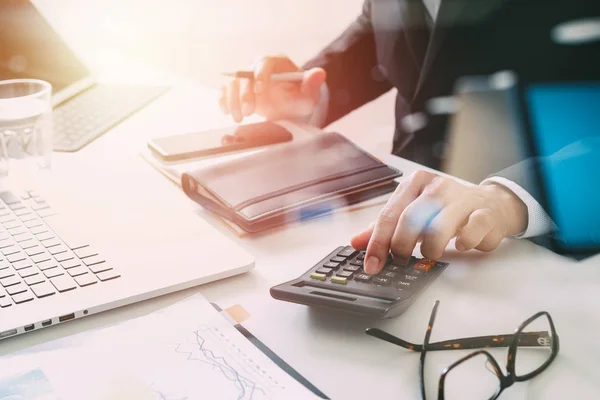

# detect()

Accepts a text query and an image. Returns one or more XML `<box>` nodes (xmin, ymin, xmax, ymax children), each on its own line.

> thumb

<box><xmin>350</xmin><ymin>222</ymin><xmax>375</xmax><ymax>251</ymax></box>
<box><xmin>300</xmin><ymin>67</ymin><xmax>326</xmax><ymax>102</ymax></box>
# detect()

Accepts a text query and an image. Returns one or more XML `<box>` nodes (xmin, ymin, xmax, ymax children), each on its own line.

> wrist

<box><xmin>486</xmin><ymin>184</ymin><xmax>528</xmax><ymax>236</ymax></box>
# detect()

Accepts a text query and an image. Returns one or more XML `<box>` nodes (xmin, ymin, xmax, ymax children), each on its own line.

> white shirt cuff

<box><xmin>480</xmin><ymin>176</ymin><xmax>556</xmax><ymax>238</ymax></box>
<box><xmin>307</xmin><ymin>83</ymin><xmax>330</xmax><ymax>127</ymax></box>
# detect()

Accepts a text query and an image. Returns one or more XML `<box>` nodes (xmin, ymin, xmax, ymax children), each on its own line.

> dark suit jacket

<box><xmin>304</xmin><ymin>0</ymin><xmax>600</xmax><ymax>183</ymax></box>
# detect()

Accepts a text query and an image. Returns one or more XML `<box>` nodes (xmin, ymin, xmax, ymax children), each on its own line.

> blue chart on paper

<box><xmin>0</xmin><ymin>296</ymin><xmax>308</xmax><ymax>400</ymax></box>
<box><xmin>170</xmin><ymin>330</ymin><xmax>265</xmax><ymax>400</ymax></box>
<box><xmin>146</xmin><ymin>325</ymin><xmax>281</xmax><ymax>400</ymax></box>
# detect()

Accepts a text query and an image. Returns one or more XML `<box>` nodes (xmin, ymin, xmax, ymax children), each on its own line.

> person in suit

<box><xmin>219</xmin><ymin>0</ymin><xmax>600</xmax><ymax>273</ymax></box>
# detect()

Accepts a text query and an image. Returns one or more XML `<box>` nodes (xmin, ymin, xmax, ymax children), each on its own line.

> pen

<box><xmin>222</xmin><ymin>71</ymin><xmax>306</xmax><ymax>82</ymax></box>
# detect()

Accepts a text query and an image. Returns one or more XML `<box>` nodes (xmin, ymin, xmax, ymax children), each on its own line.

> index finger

<box><xmin>364</xmin><ymin>171</ymin><xmax>436</xmax><ymax>274</ymax></box>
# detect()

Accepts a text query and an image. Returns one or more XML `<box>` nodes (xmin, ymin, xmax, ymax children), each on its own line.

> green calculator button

<box><xmin>310</xmin><ymin>272</ymin><xmax>327</xmax><ymax>281</ymax></box>
<box><xmin>330</xmin><ymin>276</ymin><xmax>347</xmax><ymax>285</ymax></box>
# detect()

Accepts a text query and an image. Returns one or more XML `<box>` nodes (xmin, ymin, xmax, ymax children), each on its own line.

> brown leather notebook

<box><xmin>182</xmin><ymin>132</ymin><xmax>402</xmax><ymax>233</ymax></box>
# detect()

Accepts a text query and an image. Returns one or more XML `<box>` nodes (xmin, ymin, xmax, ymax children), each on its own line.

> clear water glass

<box><xmin>0</xmin><ymin>79</ymin><xmax>53</xmax><ymax>183</ymax></box>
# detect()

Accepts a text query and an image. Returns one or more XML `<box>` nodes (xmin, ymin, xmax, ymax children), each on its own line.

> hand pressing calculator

<box><xmin>270</xmin><ymin>246</ymin><xmax>448</xmax><ymax>318</ymax></box>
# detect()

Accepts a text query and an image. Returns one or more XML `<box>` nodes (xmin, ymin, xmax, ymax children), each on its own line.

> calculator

<box><xmin>270</xmin><ymin>246</ymin><xmax>448</xmax><ymax>318</ymax></box>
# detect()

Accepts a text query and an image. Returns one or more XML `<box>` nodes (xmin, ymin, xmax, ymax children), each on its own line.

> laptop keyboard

<box><xmin>0</xmin><ymin>190</ymin><xmax>120</xmax><ymax>308</ymax></box>
<box><xmin>53</xmin><ymin>84</ymin><xmax>168</xmax><ymax>152</ymax></box>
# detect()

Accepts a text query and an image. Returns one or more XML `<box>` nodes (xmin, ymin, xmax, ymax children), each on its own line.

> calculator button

<box><xmin>381</xmin><ymin>271</ymin><xmax>397</xmax><ymax>279</ymax></box>
<box><xmin>350</xmin><ymin>259</ymin><xmax>363</xmax><ymax>267</ymax></box>
<box><xmin>310</xmin><ymin>272</ymin><xmax>327</xmax><ymax>281</ymax></box>
<box><xmin>354</xmin><ymin>273</ymin><xmax>372</xmax><ymax>283</ymax></box>
<box><xmin>330</xmin><ymin>256</ymin><xmax>346</xmax><ymax>264</ymax></box>
<box><xmin>385</xmin><ymin>265</ymin><xmax>402</xmax><ymax>272</ymax></box>
<box><xmin>413</xmin><ymin>262</ymin><xmax>432</xmax><ymax>272</ymax></box>
<box><xmin>316</xmin><ymin>267</ymin><xmax>333</xmax><ymax>276</ymax></box>
<box><xmin>373</xmin><ymin>276</ymin><xmax>391</xmax><ymax>286</ymax></box>
<box><xmin>343</xmin><ymin>264</ymin><xmax>361</xmax><ymax>272</ymax></box>
<box><xmin>323</xmin><ymin>262</ymin><xmax>340</xmax><ymax>269</ymax></box>
<box><xmin>409</xmin><ymin>269</ymin><xmax>424</xmax><ymax>276</ymax></box>
<box><xmin>336</xmin><ymin>271</ymin><xmax>353</xmax><ymax>279</ymax></box>
<box><xmin>330</xmin><ymin>276</ymin><xmax>347</xmax><ymax>285</ymax></box>
<box><xmin>420</xmin><ymin>258</ymin><xmax>436</xmax><ymax>266</ymax></box>
<box><xmin>404</xmin><ymin>274</ymin><xmax>419</xmax><ymax>281</ymax></box>
<box><xmin>337</xmin><ymin>246</ymin><xmax>357</xmax><ymax>258</ymax></box>
<box><xmin>357</xmin><ymin>252</ymin><xmax>365</xmax><ymax>260</ymax></box>
<box><xmin>394</xmin><ymin>280</ymin><xmax>412</xmax><ymax>288</ymax></box>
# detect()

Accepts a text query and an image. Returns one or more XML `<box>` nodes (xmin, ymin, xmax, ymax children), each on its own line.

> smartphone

<box><xmin>148</xmin><ymin>121</ymin><xmax>293</xmax><ymax>162</ymax></box>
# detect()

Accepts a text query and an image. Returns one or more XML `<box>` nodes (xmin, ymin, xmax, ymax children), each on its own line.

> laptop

<box><xmin>0</xmin><ymin>0</ymin><xmax>169</xmax><ymax>152</ymax></box>
<box><xmin>0</xmin><ymin>155</ymin><xmax>255</xmax><ymax>340</ymax></box>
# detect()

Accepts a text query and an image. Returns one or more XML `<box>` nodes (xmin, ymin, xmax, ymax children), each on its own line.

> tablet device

<box><xmin>517</xmin><ymin>79</ymin><xmax>600</xmax><ymax>256</ymax></box>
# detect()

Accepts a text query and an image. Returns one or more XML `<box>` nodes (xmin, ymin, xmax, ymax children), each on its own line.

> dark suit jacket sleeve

<box><xmin>303</xmin><ymin>0</ymin><xmax>393</xmax><ymax>126</ymax></box>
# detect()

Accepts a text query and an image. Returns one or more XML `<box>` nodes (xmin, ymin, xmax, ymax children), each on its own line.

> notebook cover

<box><xmin>182</xmin><ymin>132</ymin><xmax>402</xmax><ymax>233</ymax></box>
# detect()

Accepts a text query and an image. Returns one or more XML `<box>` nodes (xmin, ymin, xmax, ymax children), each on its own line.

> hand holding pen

<box><xmin>219</xmin><ymin>55</ymin><xmax>326</xmax><ymax>123</ymax></box>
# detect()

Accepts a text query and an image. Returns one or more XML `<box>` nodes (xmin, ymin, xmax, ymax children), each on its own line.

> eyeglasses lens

<box><xmin>443</xmin><ymin>353</ymin><xmax>501</xmax><ymax>400</ymax></box>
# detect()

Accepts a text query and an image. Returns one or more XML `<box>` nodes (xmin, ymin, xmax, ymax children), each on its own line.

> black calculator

<box><xmin>270</xmin><ymin>246</ymin><xmax>448</xmax><ymax>318</ymax></box>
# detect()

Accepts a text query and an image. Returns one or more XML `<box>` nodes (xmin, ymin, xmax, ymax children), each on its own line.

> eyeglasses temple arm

<box><xmin>425</xmin><ymin>331</ymin><xmax>552</xmax><ymax>351</ymax></box>
<box><xmin>366</xmin><ymin>329</ymin><xmax>551</xmax><ymax>351</ymax></box>
<box><xmin>365</xmin><ymin>328</ymin><xmax>424</xmax><ymax>351</ymax></box>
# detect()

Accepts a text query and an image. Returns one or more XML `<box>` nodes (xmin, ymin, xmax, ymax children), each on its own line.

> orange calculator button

<box><xmin>419</xmin><ymin>258</ymin><xmax>436</xmax><ymax>266</ymax></box>
<box><xmin>413</xmin><ymin>262</ymin><xmax>432</xmax><ymax>272</ymax></box>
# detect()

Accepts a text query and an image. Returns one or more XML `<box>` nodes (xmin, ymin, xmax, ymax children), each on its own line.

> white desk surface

<box><xmin>1</xmin><ymin>83</ymin><xmax>599</xmax><ymax>400</ymax></box>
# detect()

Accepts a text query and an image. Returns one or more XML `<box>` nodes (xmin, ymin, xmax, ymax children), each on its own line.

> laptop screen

<box><xmin>0</xmin><ymin>0</ymin><xmax>90</xmax><ymax>93</ymax></box>
<box><xmin>526</xmin><ymin>83</ymin><xmax>600</xmax><ymax>250</ymax></box>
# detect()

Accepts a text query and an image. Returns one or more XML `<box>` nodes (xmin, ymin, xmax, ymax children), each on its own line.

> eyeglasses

<box><xmin>366</xmin><ymin>301</ymin><xmax>559</xmax><ymax>400</ymax></box>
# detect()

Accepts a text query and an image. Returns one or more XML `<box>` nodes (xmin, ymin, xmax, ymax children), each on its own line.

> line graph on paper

<box><xmin>140</xmin><ymin>324</ymin><xmax>287</xmax><ymax>400</ymax></box>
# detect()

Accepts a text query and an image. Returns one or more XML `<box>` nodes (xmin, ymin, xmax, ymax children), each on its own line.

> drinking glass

<box><xmin>0</xmin><ymin>79</ymin><xmax>53</xmax><ymax>184</ymax></box>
